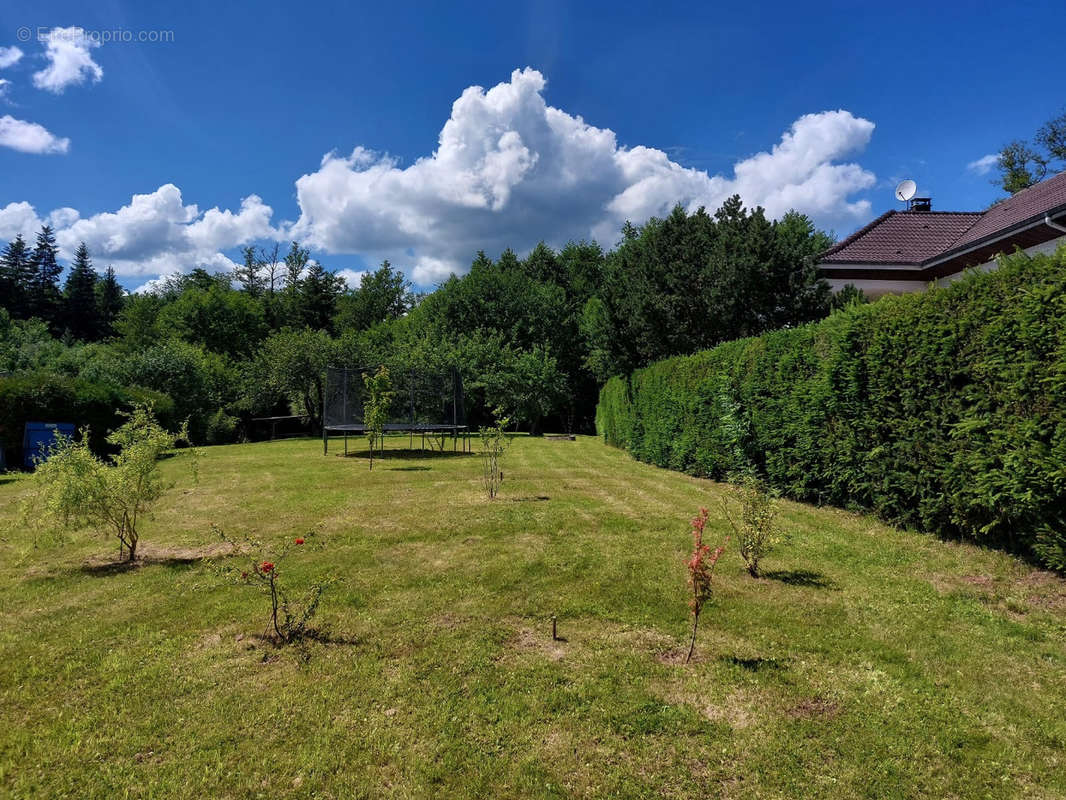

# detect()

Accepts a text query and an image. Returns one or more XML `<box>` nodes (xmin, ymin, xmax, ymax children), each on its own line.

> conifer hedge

<box><xmin>596</xmin><ymin>248</ymin><xmax>1066</xmax><ymax>570</ymax></box>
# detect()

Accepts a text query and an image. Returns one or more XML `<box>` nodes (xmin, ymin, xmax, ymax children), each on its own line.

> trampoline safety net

<box><xmin>322</xmin><ymin>366</ymin><xmax>466</xmax><ymax>453</ymax></box>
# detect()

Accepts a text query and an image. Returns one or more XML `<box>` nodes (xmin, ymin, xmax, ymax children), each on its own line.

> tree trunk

<box><xmin>685</xmin><ymin>613</ymin><xmax>699</xmax><ymax>664</ymax></box>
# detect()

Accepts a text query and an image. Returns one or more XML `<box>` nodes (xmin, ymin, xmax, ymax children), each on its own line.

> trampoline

<box><xmin>322</xmin><ymin>366</ymin><xmax>469</xmax><ymax>455</ymax></box>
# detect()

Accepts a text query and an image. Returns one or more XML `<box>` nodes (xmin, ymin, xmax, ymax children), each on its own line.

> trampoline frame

<box><xmin>322</xmin><ymin>366</ymin><xmax>469</xmax><ymax>456</ymax></box>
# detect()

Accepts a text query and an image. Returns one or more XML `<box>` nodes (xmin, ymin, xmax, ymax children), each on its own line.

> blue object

<box><xmin>23</xmin><ymin>422</ymin><xmax>76</xmax><ymax>469</ymax></box>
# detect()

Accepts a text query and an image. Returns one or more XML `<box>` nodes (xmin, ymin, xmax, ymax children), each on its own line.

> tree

<box><xmin>63</xmin><ymin>242</ymin><xmax>101</xmax><ymax>341</ymax></box>
<box><xmin>233</xmin><ymin>246</ymin><xmax>265</xmax><ymax>297</ymax></box>
<box><xmin>258</xmin><ymin>243</ymin><xmax>283</xmax><ymax>296</ymax></box>
<box><xmin>27</xmin><ymin>226</ymin><xmax>63</xmax><ymax>328</ymax></box>
<box><xmin>994</xmin><ymin>109</ymin><xmax>1066</xmax><ymax>194</ymax></box>
<box><xmin>0</xmin><ymin>234</ymin><xmax>32</xmax><ymax>318</ymax></box>
<box><xmin>362</xmin><ymin>365</ymin><xmax>394</xmax><ymax>470</ymax></box>
<box><xmin>996</xmin><ymin>140</ymin><xmax>1049</xmax><ymax>195</ymax></box>
<box><xmin>155</xmin><ymin>282</ymin><xmax>268</xmax><ymax>357</ymax></box>
<box><xmin>29</xmin><ymin>405</ymin><xmax>191</xmax><ymax>563</ymax></box>
<box><xmin>594</xmin><ymin>199</ymin><xmax>833</xmax><ymax>376</ymax></box>
<box><xmin>334</xmin><ymin>260</ymin><xmax>413</xmax><ymax>332</ymax></box>
<box><xmin>283</xmin><ymin>241</ymin><xmax>309</xmax><ymax>292</ymax></box>
<box><xmin>300</xmin><ymin>261</ymin><xmax>344</xmax><ymax>332</ymax></box>
<box><xmin>97</xmin><ymin>266</ymin><xmax>124</xmax><ymax>337</ymax></box>
<box><xmin>246</xmin><ymin>329</ymin><xmax>335</xmax><ymax>433</ymax></box>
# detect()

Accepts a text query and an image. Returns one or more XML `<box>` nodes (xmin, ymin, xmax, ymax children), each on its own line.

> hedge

<box><xmin>0</xmin><ymin>371</ymin><xmax>175</xmax><ymax>466</ymax></box>
<box><xmin>597</xmin><ymin>247</ymin><xmax>1066</xmax><ymax>570</ymax></box>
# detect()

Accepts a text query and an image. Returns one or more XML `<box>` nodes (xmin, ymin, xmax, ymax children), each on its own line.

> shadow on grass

<box><xmin>387</xmin><ymin>466</ymin><xmax>431</xmax><ymax>472</ymax></box>
<box><xmin>723</xmin><ymin>655</ymin><xmax>788</xmax><ymax>672</ymax></box>
<box><xmin>762</xmin><ymin>569</ymin><xmax>838</xmax><ymax>590</ymax></box>
<box><xmin>0</xmin><ymin>474</ymin><xmax>21</xmax><ymax>486</ymax></box>
<box><xmin>80</xmin><ymin>554</ymin><xmax>207</xmax><ymax>576</ymax></box>
<box><xmin>334</xmin><ymin>448</ymin><xmax>475</xmax><ymax>461</ymax></box>
<box><xmin>510</xmin><ymin>495</ymin><xmax>550</xmax><ymax>502</ymax></box>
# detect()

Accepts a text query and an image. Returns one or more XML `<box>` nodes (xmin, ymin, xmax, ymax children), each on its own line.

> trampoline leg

<box><xmin>344</xmin><ymin>431</ymin><xmax>348</xmax><ymax>456</ymax></box>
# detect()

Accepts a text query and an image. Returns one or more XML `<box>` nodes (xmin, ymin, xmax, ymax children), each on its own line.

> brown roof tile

<box><xmin>820</xmin><ymin>210</ymin><xmax>982</xmax><ymax>265</ymax></box>
<box><xmin>946</xmin><ymin>169</ymin><xmax>1066</xmax><ymax>250</ymax></box>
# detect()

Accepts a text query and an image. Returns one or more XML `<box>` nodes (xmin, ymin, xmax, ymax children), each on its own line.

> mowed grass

<box><xmin>0</xmin><ymin>435</ymin><xmax>1064</xmax><ymax>799</ymax></box>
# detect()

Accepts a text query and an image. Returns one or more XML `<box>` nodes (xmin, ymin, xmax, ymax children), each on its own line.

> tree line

<box><xmin>1</xmin><ymin>195</ymin><xmax>849</xmax><ymax>442</ymax></box>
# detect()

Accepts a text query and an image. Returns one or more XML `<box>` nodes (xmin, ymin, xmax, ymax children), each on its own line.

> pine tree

<box><xmin>300</xmin><ymin>261</ymin><xmax>343</xmax><ymax>332</ymax></box>
<box><xmin>64</xmin><ymin>242</ymin><xmax>101</xmax><ymax>340</ymax></box>
<box><xmin>282</xmin><ymin>241</ymin><xmax>311</xmax><ymax>326</ymax></box>
<box><xmin>0</xmin><ymin>234</ymin><xmax>32</xmax><ymax>318</ymax></box>
<box><xmin>233</xmin><ymin>245</ymin><xmax>265</xmax><ymax>296</ymax></box>
<box><xmin>27</xmin><ymin>226</ymin><xmax>63</xmax><ymax>328</ymax></box>
<box><xmin>97</xmin><ymin>266</ymin><xmax>124</xmax><ymax>337</ymax></box>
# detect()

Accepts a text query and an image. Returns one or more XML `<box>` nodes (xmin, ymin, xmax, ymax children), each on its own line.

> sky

<box><xmin>0</xmin><ymin>0</ymin><xmax>1064</xmax><ymax>291</ymax></box>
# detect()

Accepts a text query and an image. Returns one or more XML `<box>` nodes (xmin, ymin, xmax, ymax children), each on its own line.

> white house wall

<box><xmin>934</xmin><ymin>235</ymin><xmax>1066</xmax><ymax>287</ymax></box>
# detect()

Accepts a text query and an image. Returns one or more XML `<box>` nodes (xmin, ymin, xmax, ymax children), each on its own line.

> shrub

<box><xmin>722</xmin><ymin>477</ymin><xmax>783</xmax><ymax>577</ymax></box>
<box><xmin>598</xmin><ymin>247</ymin><xmax>1066</xmax><ymax>570</ymax></box>
<box><xmin>479</xmin><ymin>409</ymin><xmax>511</xmax><ymax>499</ymax></box>
<box><xmin>362</xmin><ymin>365</ymin><xmax>394</xmax><ymax>470</ymax></box>
<box><xmin>214</xmin><ymin>527</ymin><xmax>332</xmax><ymax>644</ymax></box>
<box><xmin>686</xmin><ymin>507</ymin><xmax>728</xmax><ymax>664</ymax></box>
<box><xmin>28</xmin><ymin>405</ymin><xmax>191</xmax><ymax>562</ymax></box>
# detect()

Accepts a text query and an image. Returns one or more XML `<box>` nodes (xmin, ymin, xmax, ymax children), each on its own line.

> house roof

<box><xmin>820</xmin><ymin>211</ymin><xmax>982</xmax><ymax>265</ymax></box>
<box><xmin>946</xmin><ymin>169</ymin><xmax>1066</xmax><ymax>250</ymax></box>
<box><xmin>818</xmin><ymin>170</ymin><xmax>1066</xmax><ymax>276</ymax></box>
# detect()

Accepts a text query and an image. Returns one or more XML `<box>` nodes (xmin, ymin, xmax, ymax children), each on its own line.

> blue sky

<box><xmin>0</xmin><ymin>0</ymin><xmax>1063</xmax><ymax>290</ymax></box>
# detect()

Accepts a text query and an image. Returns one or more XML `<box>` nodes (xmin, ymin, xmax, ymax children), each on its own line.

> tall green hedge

<box><xmin>597</xmin><ymin>247</ymin><xmax>1066</xmax><ymax>570</ymax></box>
<box><xmin>0</xmin><ymin>371</ymin><xmax>175</xmax><ymax>465</ymax></box>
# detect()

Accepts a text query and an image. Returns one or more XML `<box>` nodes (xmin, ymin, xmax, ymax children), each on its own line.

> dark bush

<box><xmin>597</xmin><ymin>247</ymin><xmax>1066</xmax><ymax>570</ymax></box>
<box><xmin>0</xmin><ymin>371</ymin><xmax>175</xmax><ymax>465</ymax></box>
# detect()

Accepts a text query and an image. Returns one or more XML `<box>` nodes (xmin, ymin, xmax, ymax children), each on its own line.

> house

<box><xmin>817</xmin><ymin>170</ymin><xmax>1066</xmax><ymax>296</ymax></box>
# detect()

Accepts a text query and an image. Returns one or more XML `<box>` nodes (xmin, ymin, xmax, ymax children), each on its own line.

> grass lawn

<box><xmin>1</xmin><ymin>434</ymin><xmax>1064</xmax><ymax>798</ymax></box>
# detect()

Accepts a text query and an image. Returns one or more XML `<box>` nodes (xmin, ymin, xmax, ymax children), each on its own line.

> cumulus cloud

<box><xmin>33</xmin><ymin>27</ymin><xmax>103</xmax><ymax>93</ymax></box>
<box><xmin>0</xmin><ymin>78</ymin><xmax>10</xmax><ymax>98</ymax></box>
<box><xmin>0</xmin><ymin>185</ymin><xmax>277</xmax><ymax>277</ymax></box>
<box><xmin>0</xmin><ymin>46</ymin><xmax>23</xmax><ymax>69</ymax></box>
<box><xmin>0</xmin><ymin>114</ymin><xmax>70</xmax><ymax>154</ymax></box>
<box><xmin>0</xmin><ymin>67</ymin><xmax>880</xmax><ymax>287</ymax></box>
<box><xmin>335</xmin><ymin>268</ymin><xmax>368</xmax><ymax>289</ymax></box>
<box><xmin>967</xmin><ymin>153</ymin><xmax>999</xmax><ymax>175</ymax></box>
<box><xmin>290</xmin><ymin>67</ymin><xmax>876</xmax><ymax>283</ymax></box>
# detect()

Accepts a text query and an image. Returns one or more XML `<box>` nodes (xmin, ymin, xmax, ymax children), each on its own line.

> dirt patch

<box><xmin>81</xmin><ymin>541</ymin><xmax>238</xmax><ymax>572</ymax></box>
<box><xmin>430</xmin><ymin>612</ymin><xmax>468</xmax><ymax>630</ymax></box>
<box><xmin>787</xmin><ymin>697</ymin><xmax>840</xmax><ymax>720</ymax></box>
<box><xmin>929</xmin><ymin>569</ymin><xmax>1066</xmax><ymax>617</ymax></box>
<box><xmin>657</xmin><ymin>682</ymin><xmax>759</xmax><ymax>730</ymax></box>
<box><xmin>510</xmin><ymin>626</ymin><xmax>567</xmax><ymax>661</ymax></box>
<box><xmin>656</xmin><ymin>647</ymin><xmax>700</xmax><ymax>665</ymax></box>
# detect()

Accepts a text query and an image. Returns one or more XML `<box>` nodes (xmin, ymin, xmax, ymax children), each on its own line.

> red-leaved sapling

<box><xmin>686</xmin><ymin>507</ymin><xmax>728</xmax><ymax>664</ymax></box>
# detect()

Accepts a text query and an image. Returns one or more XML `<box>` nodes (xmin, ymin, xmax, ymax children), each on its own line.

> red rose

<box><xmin>294</xmin><ymin>538</ymin><xmax>305</xmax><ymax>545</ymax></box>
<box><xmin>261</xmin><ymin>562</ymin><xmax>274</xmax><ymax>573</ymax></box>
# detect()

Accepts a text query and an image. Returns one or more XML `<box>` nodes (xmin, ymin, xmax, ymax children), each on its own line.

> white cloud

<box><xmin>0</xmin><ymin>114</ymin><xmax>70</xmax><ymax>154</ymax></box>
<box><xmin>0</xmin><ymin>46</ymin><xmax>23</xmax><ymax>69</ymax></box>
<box><xmin>335</xmin><ymin>268</ymin><xmax>367</xmax><ymax>289</ymax></box>
<box><xmin>32</xmin><ymin>27</ymin><xmax>103</xmax><ymax>93</ymax></box>
<box><xmin>0</xmin><ymin>185</ymin><xmax>277</xmax><ymax>278</ymax></box>
<box><xmin>290</xmin><ymin>67</ymin><xmax>877</xmax><ymax>282</ymax></box>
<box><xmin>0</xmin><ymin>78</ymin><xmax>10</xmax><ymax>98</ymax></box>
<box><xmin>967</xmin><ymin>153</ymin><xmax>999</xmax><ymax>175</ymax></box>
<box><xmin>0</xmin><ymin>67</ymin><xmax>881</xmax><ymax>288</ymax></box>
<box><xmin>0</xmin><ymin>201</ymin><xmax>43</xmax><ymax>240</ymax></box>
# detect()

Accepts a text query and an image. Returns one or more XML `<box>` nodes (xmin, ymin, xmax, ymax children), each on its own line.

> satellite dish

<box><xmin>895</xmin><ymin>179</ymin><xmax>917</xmax><ymax>203</ymax></box>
